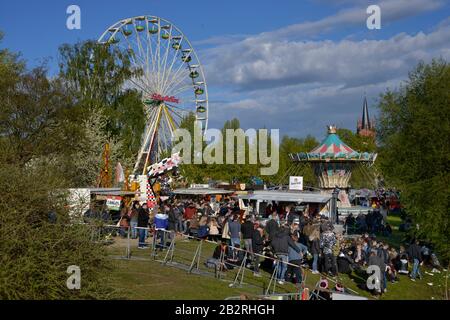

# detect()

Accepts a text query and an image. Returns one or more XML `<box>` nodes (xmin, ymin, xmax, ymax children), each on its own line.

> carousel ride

<box><xmin>98</xmin><ymin>15</ymin><xmax>209</xmax><ymax>205</ymax></box>
<box><xmin>289</xmin><ymin>125</ymin><xmax>377</xmax><ymax>207</ymax></box>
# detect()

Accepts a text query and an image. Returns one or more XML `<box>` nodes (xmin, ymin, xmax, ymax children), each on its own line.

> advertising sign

<box><xmin>289</xmin><ymin>176</ymin><xmax>303</xmax><ymax>191</ymax></box>
<box><xmin>106</xmin><ymin>196</ymin><xmax>122</xmax><ymax>211</ymax></box>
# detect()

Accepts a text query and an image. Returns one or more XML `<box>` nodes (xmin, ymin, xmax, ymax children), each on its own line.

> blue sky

<box><xmin>1</xmin><ymin>0</ymin><xmax>449</xmax><ymax>140</ymax></box>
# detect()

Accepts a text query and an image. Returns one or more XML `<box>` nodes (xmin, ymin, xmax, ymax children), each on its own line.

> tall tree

<box><xmin>58</xmin><ymin>40</ymin><xmax>146</xmax><ymax>167</ymax></box>
<box><xmin>0</xmin><ymin>33</ymin><xmax>117</xmax><ymax>299</ymax></box>
<box><xmin>0</xmin><ymin>59</ymin><xmax>82</xmax><ymax>167</ymax></box>
<box><xmin>275</xmin><ymin>135</ymin><xmax>318</xmax><ymax>187</ymax></box>
<box><xmin>336</xmin><ymin>128</ymin><xmax>379</xmax><ymax>189</ymax></box>
<box><xmin>377</xmin><ymin>59</ymin><xmax>450</xmax><ymax>265</ymax></box>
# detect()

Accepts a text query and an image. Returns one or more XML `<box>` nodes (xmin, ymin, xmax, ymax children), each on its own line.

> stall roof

<box><xmin>238</xmin><ymin>190</ymin><xmax>332</xmax><ymax>204</ymax></box>
<box><xmin>89</xmin><ymin>188</ymin><xmax>121</xmax><ymax>193</ymax></box>
<box><xmin>172</xmin><ymin>188</ymin><xmax>234</xmax><ymax>195</ymax></box>
<box><xmin>90</xmin><ymin>188</ymin><xmax>138</xmax><ymax>196</ymax></box>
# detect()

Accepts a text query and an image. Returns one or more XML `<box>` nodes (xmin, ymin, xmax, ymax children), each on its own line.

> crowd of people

<box><xmin>112</xmin><ymin>196</ymin><xmax>442</xmax><ymax>296</ymax></box>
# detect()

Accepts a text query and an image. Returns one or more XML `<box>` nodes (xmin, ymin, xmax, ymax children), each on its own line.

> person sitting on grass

<box><xmin>226</xmin><ymin>244</ymin><xmax>246</xmax><ymax>270</ymax></box>
<box><xmin>353</xmin><ymin>243</ymin><xmax>367</xmax><ymax>268</ymax></box>
<box><xmin>367</xmin><ymin>249</ymin><xmax>384</xmax><ymax>296</ymax></box>
<box><xmin>337</xmin><ymin>249</ymin><xmax>354</xmax><ymax>275</ymax></box>
<box><xmin>395</xmin><ymin>246</ymin><xmax>409</xmax><ymax>275</ymax></box>
<box><xmin>205</xmin><ymin>241</ymin><xmax>232</xmax><ymax>271</ymax></box>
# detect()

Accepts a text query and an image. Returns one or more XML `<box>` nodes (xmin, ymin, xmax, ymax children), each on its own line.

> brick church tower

<box><xmin>357</xmin><ymin>97</ymin><xmax>375</xmax><ymax>138</ymax></box>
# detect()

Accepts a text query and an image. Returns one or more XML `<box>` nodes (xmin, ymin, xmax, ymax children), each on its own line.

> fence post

<box><xmin>216</xmin><ymin>250</ymin><xmax>225</xmax><ymax>279</ymax></box>
<box><xmin>126</xmin><ymin>226</ymin><xmax>131</xmax><ymax>259</ymax></box>
<box><xmin>188</xmin><ymin>240</ymin><xmax>203</xmax><ymax>273</ymax></box>
<box><xmin>163</xmin><ymin>233</ymin><xmax>176</xmax><ymax>265</ymax></box>
<box><xmin>231</xmin><ymin>252</ymin><xmax>248</xmax><ymax>287</ymax></box>
<box><xmin>151</xmin><ymin>228</ymin><xmax>157</xmax><ymax>259</ymax></box>
<box><xmin>266</xmin><ymin>261</ymin><xmax>279</xmax><ymax>295</ymax></box>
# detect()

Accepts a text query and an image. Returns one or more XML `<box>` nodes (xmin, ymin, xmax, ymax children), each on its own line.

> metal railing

<box><xmin>80</xmin><ymin>220</ymin><xmax>362</xmax><ymax>299</ymax></box>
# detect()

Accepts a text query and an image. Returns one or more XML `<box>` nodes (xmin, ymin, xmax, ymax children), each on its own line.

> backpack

<box><xmin>198</xmin><ymin>225</ymin><xmax>209</xmax><ymax>238</ymax></box>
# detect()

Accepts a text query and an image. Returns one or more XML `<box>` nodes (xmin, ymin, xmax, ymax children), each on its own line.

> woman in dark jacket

<box><xmin>167</xmin><ymin>205</ymin><xmax>177</xmax><ymax>232</ymax></box>
<box><xmin>252</xmin><ymin>225</ymin><xmax>265</xmax><ymax>276</ymax></box>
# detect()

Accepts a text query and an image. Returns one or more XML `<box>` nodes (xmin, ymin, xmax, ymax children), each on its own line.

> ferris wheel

<box><xmin>98</xmin><ymin>15</ymin><xmax>209</xmax><ymax>175</ymax></box>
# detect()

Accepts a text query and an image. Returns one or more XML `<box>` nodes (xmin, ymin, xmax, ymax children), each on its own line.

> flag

<box><xmin>115</xmin><ymin>162</ymin><xmax>125</xmax><ymax>184</ymax></box>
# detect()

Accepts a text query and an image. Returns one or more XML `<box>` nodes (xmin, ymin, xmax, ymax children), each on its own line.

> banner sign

<box><xmin>106</xmin><ymin>196</ymin><xmax>122</xmax><ymax>211</ymax></box>
<box><xmin>289</xmin><ymin>176</ymin><xmax>303</xmax><ymax>191</ymax></box>
<box><xmin>190</xmin><ymin>184</ymin><xmax>209</xmax><ymax>189</ymax></box>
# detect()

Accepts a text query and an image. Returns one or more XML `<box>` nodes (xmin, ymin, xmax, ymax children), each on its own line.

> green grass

<box><xmin>104</xmin><ymin>215</ymin><xmax>448</xmax><ymax>300</ymax></box>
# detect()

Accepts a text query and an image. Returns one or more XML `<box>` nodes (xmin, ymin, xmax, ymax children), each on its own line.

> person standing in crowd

<box><xmin>290</xmin><ymin>219</ymin><xmax>301</xmax><ymax>239</ymax></box>
<box><xmin>252</xmin><ymin>223</ymin><xmax>264</xmax><ymax>277</ymax></box>
<box><xmin>221</xmin><ymin>215</ymin><xmax>231</xmax><ymax>245</ymax></box>
<box><xmin>309</xmin><ymin>226</ymin><xmax>321</xmax><ymax>274</ymax></box>
<box><xmin>228</xmin><ymin>214</ymin><xmax>241</xmax><ymax>250</ymax></box>
<box><xmin>183</xmin><ymin>202</ymin><xmax>197</xmax><ymax>233</ymax></box>
<box><xmin>241</xmin><ymin>216</ymin><xmax>254</xmax><ymax>261</ymax></box>
<box><xmin>265</xmin><ymin>212</ymin><xmax>279</xmax><ymax>242</ymax></box>
<box><xmin>284</xmin><ymin>206</ymin><xmax>292</xmax><ymax>224</ymax></box>
<box><xmin>287</xmin><ymin>233</ymin><xmax>304</xmax><ymax>285</ymax></box>
<box><xmin>173</xmin><ymin>202</ymin><xmax>184</xmax><ymax>234</ymax></box>
<box><xmin>137</xmin><ymin>202</ymin><xmax>150</xmax><ymax>249</ymax></box>
<box><xmin>299</xmin><ymin>211</ymin><xmax>309</xmax><ymax>232</ymax></box>
<box><xmin>129</xmin><ymin>202</ymin><xmax>140</xmax><ymax>239</ymax></box>
<box><xmin>320</xmin><ymin>226</ymin><xmax>337</xmax><ymax>276</ymax></box>
<box><xmin>408</xmin><ymin>240</ymin><xmax>423</xmax><ymax>281</ymax></box>
<box><xmin>377</xmin><ymin>242</ymin><xmax>390</xmax><ymax>292</ymax></box>
<box><xmin>154</xmin><ymin>207</ymin><xmax>169</xmax><ymax>250</ymax></box>
<box><xmin>208</xmin><ymin>217</ymin><xmax>220</xmax><ymax>242</ymax></box>
<box><xmin>118</xmin><ymin>206</ymin><xmax>130</xmax><ymax>238</ymax></box>
<box><xmin>271</xmin><ymin>225</ymin><xmax>301</xmax><ymax>285</ymax></box>
<box><xmin>167</xmin><ymin>203</ymin><xmax>177</xmax><ymax>235</ymax></box>
<box><xmin>198</xmin><ymin>214</ymin><xmax>210</xmax><ymax>240</ymax></box>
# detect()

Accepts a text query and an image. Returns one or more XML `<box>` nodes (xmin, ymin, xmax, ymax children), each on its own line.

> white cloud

<box><xmin>259</xmin><ymin>0</ymin><xmax>444</xmax><ymax>40</ymax></box>
<box><xmin>204</xmin><ymin>24</ymin><xmax>450</xmax><ymax>90</ymax></box>
<box><xmin>197</xmin><ymin>1</ymin><xmax>448</xmax><ymax>138</ymax></box>
<box><xmin>203</xmin><ymin>21</ymin><xmax>450</xmax><ymax>138</ymax></box>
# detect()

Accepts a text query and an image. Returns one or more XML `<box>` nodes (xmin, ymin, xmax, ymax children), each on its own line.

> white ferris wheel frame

<box><xmin>98</xmin><ymin>15</ymin><xmax>209</xmax><ymax>175</ymax></box>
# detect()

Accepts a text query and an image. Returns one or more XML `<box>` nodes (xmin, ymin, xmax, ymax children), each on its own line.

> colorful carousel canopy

<box><xmin>290</xmin><ymin>126</ymin><xmax>377</xmax><ymax>163</ymax></box>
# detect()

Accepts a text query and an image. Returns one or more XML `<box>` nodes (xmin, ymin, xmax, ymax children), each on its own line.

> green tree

<box><xmin>177</xmin><ymin>112</ymin><xmax>208</xmax><ymax>183</ymax></box>
<box><xmin>377</xmin><ymin>59</ymin><xmax>450</xmax><ymax>269</ymax></box>
<box><xmin>0</xmin><ymin>61</ymin><xmax>82</xmax><ymax>167</ymax></box>
<box><xmin>336</xmin><ymin>128</ymin><xmax>376</xmax><ymax>153</ymax></box>
<box><xmin>0</xmin><ymin>34</ymin><xmax>117</xmax><ymax>299</ymax></box>
<box><xmin>336</xmin><ymin>128</ymin><xmax>378</xmax><ymax>189</ymax></box>
<box><xmin>275</xmin><ymin>135</ymin><xmax>318</xmax><ymax>187</ymax></box>
<box><xmin>58</xmin><ymin>40</ymin><xmax>145</xmax><ymax>168</ymax></box>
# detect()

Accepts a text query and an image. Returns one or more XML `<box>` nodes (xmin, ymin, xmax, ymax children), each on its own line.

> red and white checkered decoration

<box><xmin>147</xmin><ymin>153</ymin><xmax>181</xmax><ymax>179</ymax></box>
<box><xmin>147</xmin><ymin>182</ymin><xmax>157</xmax><ymax>208</ymax></box>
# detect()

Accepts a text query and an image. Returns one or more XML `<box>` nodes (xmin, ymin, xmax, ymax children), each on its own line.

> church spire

<box><xmin>362</xmin><ymin>96</ymin><xmax>371</xmax><ymax>129</ymax></box>
<box><xmin>357</xmin><ymin>95</ymin><xmax>375</xmax><ymax>138</ymax></box>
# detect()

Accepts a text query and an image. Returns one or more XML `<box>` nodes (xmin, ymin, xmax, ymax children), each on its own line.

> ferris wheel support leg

<box><xmin>143</xmin><ymin>106</ymin><xmax>163</xmax><ymax>174</ymax></box>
